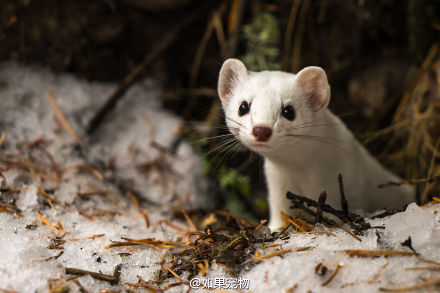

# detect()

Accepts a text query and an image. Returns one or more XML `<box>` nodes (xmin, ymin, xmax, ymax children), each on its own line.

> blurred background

<box><xmin>1</xmin><ymin>0</ymin><xmax>439</xmax><ymax>222</ymax></box>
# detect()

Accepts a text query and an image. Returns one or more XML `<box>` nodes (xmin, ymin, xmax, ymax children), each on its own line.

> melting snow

<box><xmin>0</xmin><ymin>63</ymin><xmax>439</xmax><ymax>292</ymax></box>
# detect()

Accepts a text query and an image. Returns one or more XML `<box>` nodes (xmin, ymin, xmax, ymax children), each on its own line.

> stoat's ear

<box><xmin>218</xmin><ymin>58</ymin><xmax>248</xmax><ymax>104</ymax></box>
<box><xmin>296</xmin><ymin>66</ymin><xmax>330</xmax><ymax>112</ymax></box>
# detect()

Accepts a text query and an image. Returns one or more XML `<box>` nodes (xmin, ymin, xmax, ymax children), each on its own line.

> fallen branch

<box><xmin>338</xmin><ymin>174</ymin><xmax>349</xmax><ymax>217</ymax></box>
<box><xmin>126</xmin><ymin>276</ymin><xmax>184</xmax><ymax>291</ymax></box>
<box><xmin>371</xmin><ymin>205</ymin><xmax>408</xmax><ymax>219</ymax></box>
<box><xmin>286</xmin><ymin>191</ymin><xmax>370</xmax><ymax>233</ymax></box>
<box><xmin>65</xmin><ymin>264</ymin><xmax>122</xmax><ymax>285</ymax></box>
<box><xmin>105</xmin><ymin>237</ymin><xmax>186</xmax><ymax>250</ymax></box>
<box><xmin>314</xmin><ymin>191</ymin><xmax>327</xmax><ymax>224</ymax></box>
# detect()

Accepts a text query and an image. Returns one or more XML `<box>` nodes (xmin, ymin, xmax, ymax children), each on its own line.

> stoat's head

<box><xmin>217</xmin><ymin>58</ymin><xmax>330</xmax><ymax>154</ymax></box>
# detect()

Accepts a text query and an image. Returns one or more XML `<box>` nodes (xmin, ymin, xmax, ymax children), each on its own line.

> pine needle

<box><xmin>379</xmin><ymin>277</ymin><xmax>440</xmax><ymax>292</ymax></box>
<box><xmin>46</xmin><ymin>90</ymin><xmax>84</xmax><ymax>148</ymax></box>
<box><xmin>36</xmin><ymin>211</ymin><xmax>60</xmax><ymax>233</ymax></box>
<box><xmin>198</xmin><ymin>263</ymin><xmax>206</xmax><ymax>277</ymax></box>
<box><xmin>254</xmin><ymin>219</ymin><xmax>267</xmax><ymax>231</ymax></box>
<box><xmin>166</xmin><ymin>266</ymin><xmax>182</xmax><ymax>283</ymax></box>
<box><xmin>62</xmin><ymin>164</ymin><xmax>103</xmax><ymax>181</ymax></box>
<box><xmin>345</xmin><ymin>249</ymin><xmax>418</xmax><ymax>257</ymax></box>
<box><xmin>0</xmin><ymin>131</ymin><xmax>5</xmax><ymax>146</ymax></box>
<box><xmin>253</xmin><ymin>248</ymin><xmax>292</xmax><ymax>261</ymax></box>
<box><xmin>417</xmin><ymin>257</ymin><xmax>440</xmax><ymax>266</ymax></box>
<box><xmin>182</xmin><ymin>210</ymin><xmax>197</xmax><ymax>232</ymax></box>
<box><xmin>321</xmin><ymin>263</ymin><xmax>342</xmax><ymax>286</ymax></box>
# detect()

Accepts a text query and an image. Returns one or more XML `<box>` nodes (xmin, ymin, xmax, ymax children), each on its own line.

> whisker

<box><xmin>284</xmin><ymin>134</ymin><xmax>350</xmax><ymax>151</ymax></box>
<box><xmin>201</xmin><ymin>124</ymin><xmax>240</xmax><ymax>132</ymax></box>
<box><xmin>234</xmin><ymin>149</ymin><xmax>255</xmax><ymax>173</ymax></box>
<box><xmin>185</xmin><ymin>120</ymin><xmax>238</xmax><ymax>128</ymax></box>
<box><xmin>288</xmin><ymin>112</ymin><xmax>353</xmax><ymax>130</ymax></box>
<box><xmin>336</xmin><ymin>112</ymin><xmax>354</xmax><ymax>118</ymax></box>
<box><xmin>196</xmin><ymin>122</ymin><xmax>236</xmax><ymax>128</ymax></box>
<box><xmin>185</xmin><ymin>124</ymin><xmax>239</xmax><ymax>133</ymax></box>
<box><xmin>225</xmin><ymin>116</ymin><xmax>247</xmax><ymax>129</ymax></box>
<box><xmin>285</xmin><ymin>133</ymin><xmax>347</xmax><ymax>144</ymax></box>
<box><xmin>226</xmin><ymin>142</ymin><xmax>244</xmax><ymax>164</ymax></box>
<box><xmin>192</xmin><ymin>133</ymin><xmax>235</xmax><ymax>144</ymax></box>
<box><xmin>205</xmin><ymin>142</ymin><xmax>239</xmax><ymax>174</ymax></box>
<box><xmin>286</xmin><ymin>116</ymin><xmax>331</xmax><ymax>128</ymax></box>
<box><xmin>283</xmin><ymin>122</ymin><xmax>342</xmax><ymax>132</ymax></box>
<box><xmin>203</xmin><ymin>138</ymin><xmax>239</xmax><ymax>157</ymax></box>
<box><xmin>211</xmin><ymin>140</ymin><xmax>242</xmax><ymax>175</ymax></box>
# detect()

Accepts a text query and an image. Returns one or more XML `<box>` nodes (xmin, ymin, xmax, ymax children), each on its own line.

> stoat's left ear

<box><xmin>295</xmin><ymin>66</ymin><xmax>330</xmax><ymax>112</ymax></box>
<box><xmin>218</xmin><ymin>58</ymin><xmax>248</xmax><ymax>104</ymax></box>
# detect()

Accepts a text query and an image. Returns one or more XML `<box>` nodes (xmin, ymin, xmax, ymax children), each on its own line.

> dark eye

<box><xmin>238</xmin><ymin>101</ymin><xmax>250</xmax><ymax>116</ymax></box>
<box><xmin>281</xmin><ymin>105</ymin><xmax>295</xmax><ymax>121</ymax></box>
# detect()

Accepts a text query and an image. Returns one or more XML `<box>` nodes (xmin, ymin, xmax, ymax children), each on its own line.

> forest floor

<box><xmin>1</xmin><ymin>63</ymin><xmax>440</xmax><ymax>293</ymax></box>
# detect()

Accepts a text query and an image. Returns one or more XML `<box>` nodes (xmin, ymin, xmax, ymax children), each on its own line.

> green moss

<box><xmin>218</xmin><ymin>168</ymin><xmax>250</xmax><ymax>197</ymax></box>
<box><xmin>241</xmin><ymin>10</ymin><xmax>281</xmax><ymax>71</ymax></box>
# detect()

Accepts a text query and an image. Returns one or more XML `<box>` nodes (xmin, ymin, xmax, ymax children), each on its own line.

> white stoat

<box><xmin>217</xmin><ymin>58</ymin><xmax>413</xmax><ymax>231</ymax></box>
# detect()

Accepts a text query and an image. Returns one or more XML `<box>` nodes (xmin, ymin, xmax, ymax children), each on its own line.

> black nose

<box><xmin>252</xmin><ymin>126</ymin><xmax>272</xmax><ymax>142</ymax></box>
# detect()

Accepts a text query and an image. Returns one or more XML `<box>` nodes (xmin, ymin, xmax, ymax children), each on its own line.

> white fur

<box><xmin>218</xmin><ymin>59</ymin><xmax>414</xmax><ymax>231</ymax></box>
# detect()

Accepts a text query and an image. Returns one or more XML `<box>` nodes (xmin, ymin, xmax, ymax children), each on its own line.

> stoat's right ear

<box><xmin>218</xmin><ymin>58</ymin><xmax>248</xmax><ymax>104</ymax></box>
<box><xmin>296</xmin><ymin>66</ymin><xmax>330</xmax><ymax>112</ymax></box>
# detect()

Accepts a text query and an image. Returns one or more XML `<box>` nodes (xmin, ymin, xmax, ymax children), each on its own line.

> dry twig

<box><xmin>315</xmin><ymin>191</ymin><xmax>327</xmax><ymax>224</ymax></box>
<box><xmin>65</xmin><ymin>264</ymin><xmax>122</xmax><ymax>285</ymax></box>
<box><xmin>338</xmin><ymin>174</ymin><xmax>349</xmax><ymax>216</ymax></box>
<box><xmin>286</xmin><ymin>191</ymin><xmax>370</xmax><ymax>233</ymax></box>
